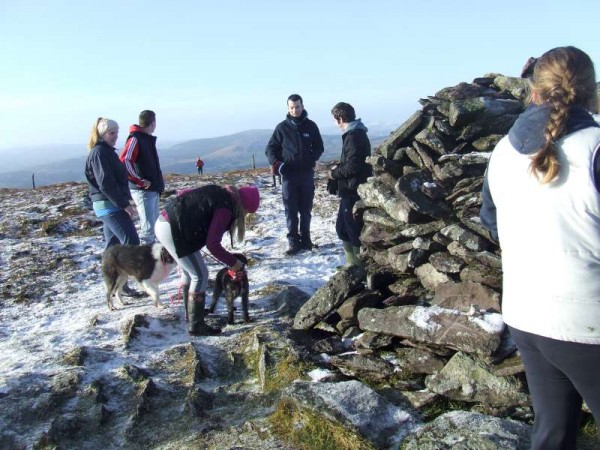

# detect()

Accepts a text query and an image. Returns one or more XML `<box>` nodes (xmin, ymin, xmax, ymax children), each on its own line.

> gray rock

<box><xmin>360</xmin><ymin>222</ymin><xmax>405</xmax><ymax>246</ymax></box>
<box><xmin>365</xmin><ymin>155</ymin><xmax>405</xmax><ymax>178</ymax></box>
<box><xmin>358</xmin><ymin>177</ymin><xmax>424</xmax><ymax>224</ymax></box>
<box><xmin>447</xmin><ymin>241</ymin><xmax>502</xmax><ymax>269</ymax></box>
<box><xmin>336</xmin><ymin>290</ymin><xmax>383</xmax><ymax>321</ymax></box>
<box><xmin>283</xmin><ymin>380</ymin><xmax>421</xmax><ymax>448</ymax></box>
<box><xmin>395</xmin><ymin>347</ymin><xmax>447</xmax><ymax>375</ymax></box>
<box><xmin>414</xmin><ymin>263</ymin><xmax>452</xmax><ymax>290</ymax></box>
<box><xmin>412</xmin><ymin>141</ymin><xmax>437</xmax><ymax>172</ymax></box>
<box><xmin>389</xmin><ymin>246</ymin><xmax>428</xmax><ymax>272</ymax></box>
<box><xmin>402</xmin><ymin>410</ymin><xmax>531</xmax><ymax>450</ymax></box>
<box><xmin>448</xmin><ymin>97</ymin><xmax>522</xmax><ymax>127</ymax></box>
<box><xmin>426</xmin><ymin>352</ymin><xmax>529</xmax><ymax>407</ymax></box>
<box><xmin>494</xmin><ymin>75</ymin><xmax>530</xmax><ymax>101</ymax></box>
<box><xmin>401</xmin><ymin>221</ymin><xmax>447</xmax><ymax>239</ymax></box>
<box><xmin>460</xmin><ymin>264</ymin><xmax>502</xmax><ymax>289</ymax></box>
<box><xmin>378</xmin><ymin>110</ymin><xmax>423</xmax><ymax>159</ymax></box>
<box><xmin>429</xmin><ymin>252</ymin><xmax>465</xmax><ymax>274</ymax></box>
<box><xmin>269</xmin><ymin>285</ymin><xmax>310</xmax><ymax>319</ymax></box>
<box><xmin>363</xmin><ymin>207</ymin><xmax>401</xmax><ymax>228</ymax></box>
<box><xmin>328</xmin><ymin>353</ymin><xmax>396</xmax><ymax>382</ymax></box>
<box><xmin>440</xmin><ymin>223</ymin><xmax>488</xmax><ymax>251</ymax></box>
<box><xmin>435</xmin><ymin>82</ymin><xmax>498</xmax><ymax>101</ymax></box>
<box><xmin>358</xmin><ymin>305</ymin><xmax>504</xmax><ymax>356</ymax></box>
<box><xmin>472</xmin><ymin>134</ymin><xmax>503</xmax><ymax>151</ymax></box>
<box><xmin>415</xmin><ymin>127</ymin><xmax>450</xmax><ymax>155</ymax></box>
<box><xmin>354</xmin><ymin>331</ymin><xmax>395</xmax><ymax>350</ymax></box>
<box><xmin>432</xmin><ymin>281</ymin><xmax>501</xmax><ymax>313</ymax></box>
<box><xmin>293</xmin><ymin>266</ymin><xmax>366</xmax><ymax>330</ymax></box>
<box><xmin>395</xmin><ymin>172</ymin><xmax>452</xmax><ymax>220</ymax></box>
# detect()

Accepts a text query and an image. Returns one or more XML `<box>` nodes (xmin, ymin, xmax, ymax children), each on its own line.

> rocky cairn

<box><xmin>291</xmin><ymin>74</ymin><xmax>543</xmax><ymax>447</ymax></box>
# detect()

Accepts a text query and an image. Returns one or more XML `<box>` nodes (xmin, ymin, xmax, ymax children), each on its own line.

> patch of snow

<box><xmin>469</xmin><ymin>312</ymin><xmax>505</xmax><ymax>334</ymax></box>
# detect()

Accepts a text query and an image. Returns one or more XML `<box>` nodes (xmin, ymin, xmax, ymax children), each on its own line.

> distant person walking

<box><xmin>120</xmin><ymin>110</ymin><xmax>164</xmax><ymax>245</ymax></box>
<box><xmin>154</xmin><ymin>184</ymin><xmax>260</xmax><ymax>336</ymax></box>
<box><xmin>481</xmin><ymin>46</ymin><xmax>600</xmax><ymax>450</ymax></box>
<box><xmin>328</xmin><ymin>102</ymin><xmax>372</xmax><ymax>267</ymax></box>
<box><xmin>196</xmin><ymin>156</ymin><xmax>204</xmax><ymax>175</ymax></box>
<box><xmin>265</xmin><ymin>94</ymin><xmax>324</xmax><ymax>255</ymax></box>
<box><xmin>84</xmin><ymin>117</ymin><xmax>143</xmax><ymax>297</ymax></box>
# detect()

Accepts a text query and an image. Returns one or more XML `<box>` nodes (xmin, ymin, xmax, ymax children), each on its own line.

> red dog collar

<box><xmin>227</xmin><ymin>269</ymin><xmax>247</xmax><ymax>281</ymax></box>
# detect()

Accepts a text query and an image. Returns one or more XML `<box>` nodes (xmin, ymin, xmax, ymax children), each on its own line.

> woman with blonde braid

<box><xmin>481</xmin><ymin>47</ymin><xmax>600</xmax><ymax>449</ymax></box>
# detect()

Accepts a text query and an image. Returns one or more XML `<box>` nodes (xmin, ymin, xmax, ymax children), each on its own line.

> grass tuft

<box><xmin>269</xmin><ymin>399</ymin><xmax>375</xmax><ymax>450</ymax></box>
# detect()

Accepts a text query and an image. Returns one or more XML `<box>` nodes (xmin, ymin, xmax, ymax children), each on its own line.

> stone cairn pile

<box><xmin>293</xmin><ymin>74</ymin><xmax>535</xmax><ymax>418</ymax></box>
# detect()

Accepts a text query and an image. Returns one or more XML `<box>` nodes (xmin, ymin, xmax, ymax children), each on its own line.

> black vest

<box><xmin>165</xmin><ymin>185</ymin><xmax>235</xmax><ymax>257</ymax></box>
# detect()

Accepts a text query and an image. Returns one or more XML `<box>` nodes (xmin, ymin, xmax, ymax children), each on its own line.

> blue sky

<box><xmin>1</xmin><ymin>0</ymin><xmax>599</xmax><ymax>151</ymax></box>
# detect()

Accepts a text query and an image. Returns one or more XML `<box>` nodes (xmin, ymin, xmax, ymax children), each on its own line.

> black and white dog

<box><xmin>207</xmin><ymin>253</ymin><xmax>250</xmax><ymax>324</ymax></box>
<box><xmin>102</xmin><ymin>243</ymin><xmax>176</xmax><ymax>311</ymax></box>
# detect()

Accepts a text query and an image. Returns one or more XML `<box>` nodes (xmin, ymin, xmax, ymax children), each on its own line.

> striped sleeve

<box><xmin>119</xmin><ymin>136</ymin><xmax>145</xmax><ymax>187</ymax></box>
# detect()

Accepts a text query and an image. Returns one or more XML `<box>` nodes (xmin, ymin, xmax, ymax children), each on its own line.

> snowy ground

<box><xmin>0</xmin><ymin>168</ymin><xmax>342</xmax><ymax>393</ymax></box>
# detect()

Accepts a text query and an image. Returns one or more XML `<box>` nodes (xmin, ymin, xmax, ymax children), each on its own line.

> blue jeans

<box><xmin>509</xmin><ymin>326</ymin><xmax>600</xmax><ymax>450</ymax></box>
<box><xmin>100</xmin><ymin>209</ymin><xmax>139</xmax><ymax>249</ymax></box>
<box><xmin>282</xmin><ymin>170</ymin><xmax>315</xmax><ymax>242</ymax></box>
<box><xmin>131</xmin><ymin>190</ymin><xmax>160</xmax><ymax>245</ymax></box>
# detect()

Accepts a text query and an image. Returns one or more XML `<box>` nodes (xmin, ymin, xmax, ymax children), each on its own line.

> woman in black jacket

<box><xmin>155</xmin><ymin>184</ymin><xmax>260</xmax><ymax>336</ymax></box>
<box><xmin>85</xmin><ymin>117</ymin><xmax>139</xmax><ymax>247</ymax></box>
<box><xmin>85</xmin><ymin>117</ymin><xmax>142</xmax><ymax>297</ymax></box>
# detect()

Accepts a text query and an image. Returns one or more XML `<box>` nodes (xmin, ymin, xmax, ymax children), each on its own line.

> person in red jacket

<box><xmin>119</xmin><ymin>110</ymin><xmax>164</xmax><ymax>245</ymax></box>
<box><xmin>196</xmin><ymin>156</ymin><xmax>204</xmax><ymax>175</ymax></box>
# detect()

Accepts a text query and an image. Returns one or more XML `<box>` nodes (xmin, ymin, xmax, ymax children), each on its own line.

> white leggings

<box><xmin>155</xmin><ymin>218</ymin><xmax>208</xmax><ymax>293</ymax></box>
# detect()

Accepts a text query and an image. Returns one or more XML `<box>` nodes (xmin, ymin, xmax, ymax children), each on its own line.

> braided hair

<box><xmin>529</xmin><ymin>46</ymin><xmax>598</xmax><ymax>184</ymax></box>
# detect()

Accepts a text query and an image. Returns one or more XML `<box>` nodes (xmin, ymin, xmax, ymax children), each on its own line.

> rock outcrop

<box><xmin>290</xmin><ymin>74</ymin><xmax>542</xmax><ymax>442</ymax></box>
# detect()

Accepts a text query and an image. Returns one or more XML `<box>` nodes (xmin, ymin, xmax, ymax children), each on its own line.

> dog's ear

<box><xmin>234</xmin><ymin>253</ymin><xmax>248</xmax><ymax>265</ymax></box>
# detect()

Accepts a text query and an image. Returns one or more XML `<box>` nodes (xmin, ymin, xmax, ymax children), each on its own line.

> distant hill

<box><xmin>0</xmin><ymin>129</ymin><xmax>389</xmax><ymax>188</ymax></box>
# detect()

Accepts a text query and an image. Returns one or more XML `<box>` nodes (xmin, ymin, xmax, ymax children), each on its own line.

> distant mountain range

<box><xmin>0</xmin><ymin>129</ymin><xmax>390</xmax><ymax>188</ymax></box>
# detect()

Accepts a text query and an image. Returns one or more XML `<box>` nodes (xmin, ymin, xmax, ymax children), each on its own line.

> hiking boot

<box><xmin>188</xmin><ymin>292</ymin><xmax>222</xmax><ymax>336</ymax></box>
<box><xmin>285</xmin><ymin>244</ymin><xmax>302</xmax><ymax>256</ymax></box>
<box><xmin>122</xmin><ymin>283</ymin><xmax>146</xmax><ymax>298</ymax></box>
<box><xmin>286</xmin><ymin>236</ymin><xmax>302</xmax><ymax>256</ymax></box>
<box><xmin>189</xmin><ymin>325</ymin><xmax>222</xmax><ymax>336</ymax></box>
<box><xmin>300</xmin><ymin>239</ymin><xmax>317</xmax><ymax>250</ymax></box>
<box><xmin>182</xmin><ymin>284</ymin><xmax>190</xmax><ymax>321</ymax></box>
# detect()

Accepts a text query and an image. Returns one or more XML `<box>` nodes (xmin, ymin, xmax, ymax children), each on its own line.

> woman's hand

<box><xmin>125</xmin><ymin>205</ymin><xmax>137</xmax><ymax>217</ymax></box>
<box><xmin>328</xmin><ymin>165</ymin><xmax>338</xmax><ymax>180</ymax></box>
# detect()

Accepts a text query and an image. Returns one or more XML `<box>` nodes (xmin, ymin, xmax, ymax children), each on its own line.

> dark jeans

<box><xmin>509</xmin><ymin>326</ymin><xmax>600</xmax><ymax>450</ymax></box>
<box><xmin>100</xmin><ymin>209</ymin><xmax>140</xmax><ymax>249</ymax></box>
<box><xmin>335</xmin><ymin>195</ymin><xmax>361</xmax><ymax>247</ymax></box>
<box><xmin>282</xmin><ymin>170</ymin><xmax>315</xmax><ymax>242</ymax></box>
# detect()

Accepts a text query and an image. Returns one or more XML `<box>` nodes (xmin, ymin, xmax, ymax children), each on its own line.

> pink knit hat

<box><xmin>238</xmin><ymin>185</ymin><xmax>260</xmax><ymax>213</ymax></box>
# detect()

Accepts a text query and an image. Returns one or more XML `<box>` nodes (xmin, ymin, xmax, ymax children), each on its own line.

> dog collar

<box><xmin>227</xmin><ymin>269</ymin><xmax>246</xmax><ymax>281</ymax></box>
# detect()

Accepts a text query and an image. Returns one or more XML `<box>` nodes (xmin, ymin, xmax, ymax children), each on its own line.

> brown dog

<box><xmin>207</xmin><ymin>253</ymin><xmax>250</xmax><ymax>324</ymax></box>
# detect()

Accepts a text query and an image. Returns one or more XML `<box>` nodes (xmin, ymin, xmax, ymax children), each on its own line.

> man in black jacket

<box><xmin>265</xmin><ymin>94</ymin><xmax>324</xmax><ymax>255</ymax></box>
<box><xmin>120</xmin><ymin>110</ymin><xmax>165</xmax><ymax>245</ymax></box>
<box><xmin>328</xmin><ymin>102</ymin><xmax>372</xmax><ymax>267</ymax></box>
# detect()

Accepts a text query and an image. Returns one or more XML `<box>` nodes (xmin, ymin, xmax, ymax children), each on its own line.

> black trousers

<box><xmin>509</xmin><ymin>326</ymin><xmax>600</xmax><ymax>450</ymax></box>
<box><xmin>335</xmin><ymin>195</ymin><xmax>361</xmax><ymax>247</ymax></box>
<box><xmin>281</xmin><ymin>170</ymin><xmax>314</xmax><ymax>242</ymax></box>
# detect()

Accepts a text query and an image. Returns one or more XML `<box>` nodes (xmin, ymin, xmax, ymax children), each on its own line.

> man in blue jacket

<box><xmin>120</xmin><ymin>110</ymin><xmax>165</xmax><ymax>245</ymax></box>
<box><xmin>266</xmin><ymin>94</ymin><xmax>324</xmax><ymax>255</ymax></box>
